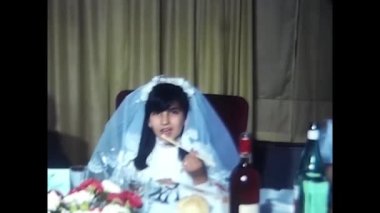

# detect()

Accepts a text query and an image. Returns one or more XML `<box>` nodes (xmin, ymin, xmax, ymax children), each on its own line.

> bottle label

<box><xmin>305</xmin><ymin>172</ymin><xmax>322</xmax><ymax>178</ymax></box>
<box><xmin>302</xmin><ymin>180</ymin><xmax>329</xmax><ymax>213</ymax></box>
<box><xmin>239</xmin><ymin>138</ymin><xmax>251</xmax><ymax>154</ymax></box>
<box><xmin>307</xmin><ymin>130</ymin><xmax>319</xmax><ymax>140</ymax></box>
<box><xmin>238</xmin><ymin>203</ymin><xmax>259</xmax><ymax>213</ymax></box>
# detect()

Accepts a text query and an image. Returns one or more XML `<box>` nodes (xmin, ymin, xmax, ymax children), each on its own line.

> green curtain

<box><xmin>48</xmin><ymin>0</ymin><xmax>254</xmax><ymax>164</ymax></box>
<box><xmin>48</xmin><ymin>0</ymin><xmax>332</xmax><ymax>164</ymax></box>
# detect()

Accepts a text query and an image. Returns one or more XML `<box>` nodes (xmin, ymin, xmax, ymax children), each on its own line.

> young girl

<box><xmin>88</xmin><ymin>76</ymin><xmax>239</xmax><ymax>212</ymax></box>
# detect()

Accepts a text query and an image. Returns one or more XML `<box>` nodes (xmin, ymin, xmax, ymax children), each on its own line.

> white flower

<box><xmin>48</xmin><ymin>191</ymin><xmax>62</xmax><ymax>211</ymax></box>
<box><xmin>102</xmin><ymin>203</ymin><xmax>131</xmax><ymax>213</ymax></box>
<box><xmin>62</xmin><ymin>192</ymin><xmax>76</xmax><ymax>204</ymax></box>
<box><xmin>89</xmin><ymin>208</ymin><xmax>101</xmax><ymax>213</ymax></box>
<box><xmin>59</xmin><ymin>209</ymin><xmax>70</xmax><ymax>213</ymax></box>
<box><xmin>101</xmin><ymin>180</ymin><xmax>122</xmax><ymax>193</ymax></box>
<box><xmin>182</xmin><ymin>128</ymin><xmax>199</xmax><ymax>141</ymax></box>
<box><xmin>137</xmin><ymin>76</ymin><xmax>196</xmax><ymax>103</ymax></box>
<box><xmin>77</xmin><ymin>190</ymin><xmax>95</xmax><ymax>203</ymax></box>
<box><xmin>62</xmin><ymin>190</ymin><xmax>94</xmax><ymax>205</ymax></box>
<box><xmin>59</xmin><ymin>208</ymin><xmax>100</xmax><ymax>213</ymax></box>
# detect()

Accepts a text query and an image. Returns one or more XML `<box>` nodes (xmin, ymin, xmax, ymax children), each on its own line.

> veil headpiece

<box><xmin>88</xmin><ymin>76</ymin><xmax>240</xmax><ymax>182</ymax></box>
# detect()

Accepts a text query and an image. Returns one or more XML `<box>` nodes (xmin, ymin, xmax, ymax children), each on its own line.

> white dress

<box><xmin>120</xmin><ymin>137</ymin><xmax>192</xmax><ymax>183</ymax></box>
<box><xmin>116</xmin><ymin>137</ymin><xmax>227</xmax><ymax>213</ymax></box>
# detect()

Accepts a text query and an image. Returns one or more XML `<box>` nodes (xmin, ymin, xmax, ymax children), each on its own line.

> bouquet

<box><xmin>48</xmin><ymin>179</ymin><xmax>142</xmax><ymax>213</ymax></box>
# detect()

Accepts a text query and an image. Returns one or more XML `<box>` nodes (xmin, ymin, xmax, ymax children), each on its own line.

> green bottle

<box><xmin>294</xmin><ymin>122</ymin><xmax>330</xmax><ymax>213</ymax></box>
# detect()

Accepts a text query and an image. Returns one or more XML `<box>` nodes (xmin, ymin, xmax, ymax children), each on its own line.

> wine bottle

<box><xmin>229</xmin><ymin>132</ymin><xmax>260</xmax><ymax>213</ymax></box>
<box><xmin>294</xmin><ymin>122</ymin><xmax>329</xmax><ymax>213</ymax></box>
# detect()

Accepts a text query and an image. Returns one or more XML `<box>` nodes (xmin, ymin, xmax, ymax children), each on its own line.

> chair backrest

<box><xmin>115</xmin><ymin>90</ymin><xmax>249</xmax><ymax>145</ymax></box>
<box><xmin>253</xmin><ymin>141</ymin><xmax>305</xmax><ymax>189</ymax></box>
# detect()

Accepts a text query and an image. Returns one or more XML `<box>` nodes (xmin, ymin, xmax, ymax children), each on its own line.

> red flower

<box><xmin>126</xmin><ymin>192</ymin><xmax>143</xmax><ymax>208</ymax></box>
<box><xmin>63</xmin><ymin>178</ymin><xmax>143</xmax><ymax>210</ymax></box>
<box><xmin>106</xmin><ymin>190</ymin><xmax>142</xmax><ymax>208</ymax></box>
<box><xmin>68</xmin><ymin>178</ymin><xmax>104</xmax><ymax>194</ymax></box>
<box><xmin>107</xmin><ymin>192</ymin><xmax>126</xmax><ymax>203</ymax></box>
<box><xmin>119</xmin><ymin>191</ymin><xmax>134</xmax><ymax>202</ymax></box>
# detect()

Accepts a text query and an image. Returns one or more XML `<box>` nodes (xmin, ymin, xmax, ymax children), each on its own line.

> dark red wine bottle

<box><xmin>229</xmin><ymin>132</ymin><xmax>260</xmax><ymax>213</ymax></box>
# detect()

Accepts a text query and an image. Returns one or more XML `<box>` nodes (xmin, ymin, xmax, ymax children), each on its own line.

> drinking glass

<box><xmin>127</xmin><ymin>171</ymin><xmax>144</xmax><ymax>195</ymax></box>
<box><xmin>69</xmin><ymin>165</ymin><xmax>88</xmax><ymax>189</ymax></box>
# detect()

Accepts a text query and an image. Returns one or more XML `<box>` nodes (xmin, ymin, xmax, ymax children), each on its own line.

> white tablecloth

<box><xmin>142</xmin><ymin>188</ymin><xmax>294</xmax><ymax>213</ymax></box>
<box><xmin>48</xmin><ymin>168</ymin><xmax>295</xmax><ymax>213</ymax></box>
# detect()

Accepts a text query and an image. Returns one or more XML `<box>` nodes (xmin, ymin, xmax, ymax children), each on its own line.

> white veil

<box><xmin>87</xmin><ymin>76</ymin><xmax>240</xmax><ymax>183</ymax></box>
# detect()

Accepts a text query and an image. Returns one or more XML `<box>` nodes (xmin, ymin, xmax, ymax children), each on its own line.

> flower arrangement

<box><xmin>48</xmin><ymin>179</ymin><xmax>142</xmax><ymax>213</ymax></box>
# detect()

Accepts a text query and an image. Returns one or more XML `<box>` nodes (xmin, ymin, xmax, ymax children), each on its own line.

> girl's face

<box><xmin>148</xmin><ymin>101</ymin><xmax>186</xmax><ymax>140</ymax></box>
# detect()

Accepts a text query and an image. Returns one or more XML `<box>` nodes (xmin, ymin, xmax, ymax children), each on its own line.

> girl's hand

<box><xmin>183</xmin><ymin>150</ymin><xmax>204</xmax><ymax>173</ymax></box>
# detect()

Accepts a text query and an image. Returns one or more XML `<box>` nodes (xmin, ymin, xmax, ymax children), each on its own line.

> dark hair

<box><xmin>134</xmin><ymin>83</ymin><xmax>190</xmax><ymax>170</ymax></box>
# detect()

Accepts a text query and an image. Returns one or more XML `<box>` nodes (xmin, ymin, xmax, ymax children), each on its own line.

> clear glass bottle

<box><xmin>229</xmin><ymin>132</ymin><xmax>260</xmax><ymax>213</ymax></box>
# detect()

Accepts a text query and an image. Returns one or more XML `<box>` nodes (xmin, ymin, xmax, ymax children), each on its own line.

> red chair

<box><xmin>115</xmin><ymin>90</ymin><xmax>249</xmax><ymax>145</ymax></box>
